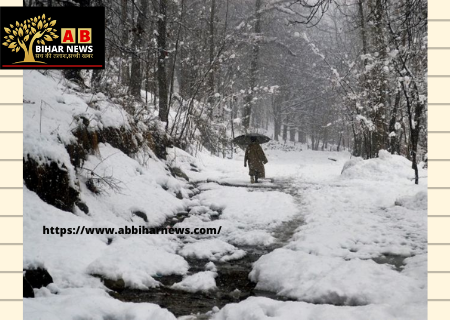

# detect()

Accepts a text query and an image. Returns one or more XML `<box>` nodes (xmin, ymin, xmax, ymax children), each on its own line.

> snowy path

<box><xmin>111</xmin><ymin>146</ymin><xmax>427</xmax><ymax>319</ymax></box>
<box><xmin>203</xmin><ymin>148</ymin><xmax>427</xmax><ymax>320</ymax></box>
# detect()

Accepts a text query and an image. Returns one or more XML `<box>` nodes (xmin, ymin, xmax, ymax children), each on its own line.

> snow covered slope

<box><xmin>23</xmin><ymin>70</ymin><xmax>196</xmax><ymax>318</ymax></box>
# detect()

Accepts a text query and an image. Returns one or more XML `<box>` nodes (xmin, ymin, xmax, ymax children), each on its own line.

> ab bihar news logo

<box><xmin>0</xmin><ymin>7</ymin><xmax>105</xmax><ymax>69</ymax></box>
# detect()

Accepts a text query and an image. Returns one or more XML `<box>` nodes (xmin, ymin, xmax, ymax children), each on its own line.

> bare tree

<box><xmin>157</xmin><ymin>0</ymin><xmax>169</xmax><ymax>123</ymax></box>
<box><xmin>129</xmin><ymin>0</ymin><xmax>149</xmax><ymax>98</ymax></box>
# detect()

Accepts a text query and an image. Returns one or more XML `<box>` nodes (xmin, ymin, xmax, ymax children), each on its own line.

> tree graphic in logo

<box><xmin>2</xmin><ymin>14</ymin><xmax>58</xmax><ymax>64</ymax></box>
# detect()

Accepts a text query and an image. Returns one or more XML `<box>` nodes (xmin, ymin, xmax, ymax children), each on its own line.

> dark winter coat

<box><xmin>244</xmin><ymin>143</ymin><xmax>268</xmax><ymax>177</ymax></box>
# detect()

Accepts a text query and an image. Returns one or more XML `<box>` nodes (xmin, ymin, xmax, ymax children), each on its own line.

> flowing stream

<box><xmin>109</xmin><ymin>178</ymin><xmax>304</xmax><ymax>318</ymax></box>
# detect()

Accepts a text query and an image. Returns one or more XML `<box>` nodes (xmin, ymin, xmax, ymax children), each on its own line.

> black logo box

<box><xmin>0</xmin><ymin>7</ymin><xmax>105</xmax><ymax>69</ymax></box>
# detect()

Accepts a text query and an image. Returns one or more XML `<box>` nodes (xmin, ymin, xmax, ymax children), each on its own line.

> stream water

<box><xmin>109</xmin><ymin>178</ymin><xmax>303</xmax><ymax>318</ymax></box>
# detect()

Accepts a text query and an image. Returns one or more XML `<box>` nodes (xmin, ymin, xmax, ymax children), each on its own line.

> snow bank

<box><xmin>24</xmin><ymin>288</ymin><xmax>176</xmax><ymax>320</ymax></box>
<box><xmin>341</xmin><ymin>150</ymin><xmax>424</xmax><ymax>182</ymax></box>
<box><xmin>395</xmin><ymin>191</ymin><xmax>427</xmax><ymax>210</ymax></box>
<box><xmin>87</xmin><ymin>236</ymin><xmax>189</xmax><ymax>289</ymax></box>
<box><xmin>250</xmin><ymin>249</ymin><xmax>421</xmax><ymax>305</ymax></box>
<box><xmin>24</xmin><ymin>188</ymin><xmax>106</xmax><ymax>288</ymax></box>
<box><xmin>23</xmin><ymin>70</ymin><xmax>197</xmax><ymax>318</ymax></box>
<box><xmin>23</xmin><ymin>70</ymin><xmax>127</xmax><ymax>172</ymax></box>
<box><xmin>212</xmin><ymin>296</ymin><xmax>426</xmax><ymax>320</ymax></box>
<box><xmin>80</xmin><ymin>143</ymin><xmax>186</xmax><ymax>226</ymax></box>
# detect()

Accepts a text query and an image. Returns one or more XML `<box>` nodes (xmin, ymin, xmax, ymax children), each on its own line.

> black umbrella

<box><xmin>232</xmin><ymin>133</ymin><xmax>271</xmax><ymax>148</ymax></box>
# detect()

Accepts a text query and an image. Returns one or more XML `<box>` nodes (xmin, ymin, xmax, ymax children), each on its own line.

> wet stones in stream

<box><xmin>109</xmin><ymin>241</ymin><xmax>298</xmax><ymax>317</ymax></box>
<box><xmin>109</xmin><ymin>253</ymin><xmax>266</xmax><ymax>317</ymax></box>
<box><xmin>371</xmin><ymin>253</ymin><xmax>409</xmax><ymax>271</ymax></box>
<box><xmin>108</xmin><ymin>179</ymin><xmax>302</xmax><ymax>317</ymax></box>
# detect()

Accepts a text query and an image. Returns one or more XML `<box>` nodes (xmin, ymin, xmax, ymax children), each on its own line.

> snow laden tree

<box><xmin>2</xmin><ymin>14</ymin><xmax>58</xmax><ymax>63</ymax></box>
<box><xmin>48</xmin><ymin>0</ymin><xmax>425</xmax><ymax>173</ymax></box>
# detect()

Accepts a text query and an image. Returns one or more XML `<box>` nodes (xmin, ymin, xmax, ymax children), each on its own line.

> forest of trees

<box><xmin>28</xmin><ymin>0</ymin><xmax>427</xmax><ymax>183</ymax></box>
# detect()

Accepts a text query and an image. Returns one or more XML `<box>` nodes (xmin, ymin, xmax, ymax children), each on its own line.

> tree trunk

<box><xmin>274</xmin><ymin>118</ymin><xmax>281</xmax><ymax>141</ymax></box>
<box><xmin>208</xmin><ymin>0</ymin><xmax>216</xmax><ymax>97</ymax></box>
<box><xmin>289</xmin><ymin>126</ymin><xmax>296</xmax><ymax>142</ymax></box>
<box><xmin>368</xmin><ymin>0</ymin><xmax>388</xmax><ymax>157</ymax></box>
<box><xmin>388</xmin><ymin>90</ymin><xmax>401</xmax><ymax>154</ymax></box>
<box><xmin>91</xmin><ymin>69</ymin><xmax>103</xmax><ymax>92</ymax></box>
<box><xmin>129</xmin><ymin>0</ymin><xmax>148</xmax><ymax>99</ymax></box>
<box><xmin>282</xmin><ymin>123</ymin><xmax>288</xmax><ymax>142</ymax></box>
<box><xmin>167</xmin><ymin>0</ymin><xmax>185</xmax><ymax>130</ymax></box>
<box><xmin>243</xmin><ymin>0</ymin><xmax>262</xmax><ymax>131</ymax></box>
<box><xmin>337</xmin><ymin>134</ymin><xmax>342</xmax><ymax>151</ymax></box>
<box><xmin>157</xmin><ymin>0</ymin><xmax>169</xmax><ymax>123</ymax></box>
<box><xmin>120</xmin><ymin>0</ymin><xmax>129</xmax><ymax>86</ymax></box>
<box><xmin>63</xmin><ymin>0</ymin><xmax>90</xmax><ymax>82</ymax></box>
<box><xmin>298</xmin><ymin>128</ymin><xmax>306</xmax><ymax>143</ymax></box>
<box><xmin>358</xmin><ymin>0</ymin><xmax>368</xmax><ymax>56</ymax></box>
<box><xmin>273</xmin><ymin>94</ymin><xmax>281</xmax><ymax>141</ymax></box>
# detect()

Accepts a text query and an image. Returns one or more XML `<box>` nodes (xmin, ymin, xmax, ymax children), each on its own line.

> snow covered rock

<box><xmin>23</xmin><ymin>278</ymin><xmax>35</xmax><ymax>298</ymax></box>
<box><xmin>171</xmin><ymin>271</ymin><xmax>217</xmax><ymax>293</ymax></box>
<box><xmin>23</xmin><ymin>157</ymin><xmax>80</xmax><ymax>213</ymax></box>
<box><xmin>179</xmin><ymin>239</ymin><xmax>246</xmax><ymax>262</ymax></box>
<box><xmin>205</xmin><ymin>261</ymin><xmax>217</xmax><ymax>272</ymax></box>
<box><xmin>24</xmin><ymin>268</ymin><xmax>54</xmax><ymax>290</ymax></box>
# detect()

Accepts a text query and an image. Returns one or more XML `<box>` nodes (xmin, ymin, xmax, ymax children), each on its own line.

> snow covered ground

<box><xmin>23</xmin><ymin>71</ymin><xmax>426</xmax><ymax>319</ymax></box>
<box><xmin>203</xmin><ymin>149</ymin><xmax>427</xmax><ymax>320</ymax></box>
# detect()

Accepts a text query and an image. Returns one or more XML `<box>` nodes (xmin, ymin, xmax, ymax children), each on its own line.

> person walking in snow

<box><xmin>244</xmin><ymin>137</ymin><xmax>268</xmax><ymax>183</ymax></box>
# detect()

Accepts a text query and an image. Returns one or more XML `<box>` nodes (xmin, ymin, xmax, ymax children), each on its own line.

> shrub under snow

<box><xmin>341</xmin><ymin>150</ymin><xmax>424</xmax><ymax>182</ymax></box>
